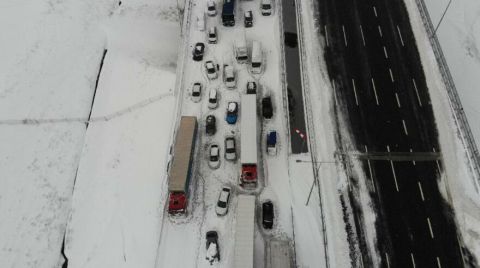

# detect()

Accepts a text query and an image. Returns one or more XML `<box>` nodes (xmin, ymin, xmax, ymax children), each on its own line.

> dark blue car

<box><xmin>226</xmin><ymin>102</ymin><xmax>238</xmax><ymax>124</ymax></box>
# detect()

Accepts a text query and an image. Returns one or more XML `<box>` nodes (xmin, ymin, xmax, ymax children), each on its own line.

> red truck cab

<box><xmin>168</xmin><ymin>192</ymin><xmax>187</xmax><ymax>214</ymax></box>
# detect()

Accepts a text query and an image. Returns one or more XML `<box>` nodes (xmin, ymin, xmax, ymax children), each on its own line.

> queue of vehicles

<box><xmin>168</xmin><ymin>0</ymin><xmax>287</xmax><ymax>266</ymax></box>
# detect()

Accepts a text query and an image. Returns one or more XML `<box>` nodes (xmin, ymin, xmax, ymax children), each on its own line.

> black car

<box><xmin>262</xmin><ymin>96</ymin><xmax>273</xmax><ymax>119</ymax></box>
<box><xmin>193</xmin><ymin>42</ymin><xmax>205</xmax><ymax>61</ymax></box>
<box><xmin>206</xmin><ymin>115</ymin><xmax>216</xmax><ymax>135</ymax></box>
<box><xmin>244</xmin><ymin>10</ymin><xmax>253</xmax><ymax>27</ymax></box>
<box><xmin>206</xmin><ymin>231</ymin><xmax>220</xmax><ymax>264</ymax></box>
<box><xmin>262</xmin><ymin>201</ymin><xmax>274</xmax><ymax>229</ymax></box>
<box><xmin>246</xmin><ymin>81</ymin><xmax>257</xmax><ymax>94</ymax></box>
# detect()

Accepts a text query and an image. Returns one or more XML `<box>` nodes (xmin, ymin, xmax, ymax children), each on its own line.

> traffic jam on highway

<box><xmin>164</xmin><ymin>0</ymin><xmax>292</xmax><ymax>267</ymax></box>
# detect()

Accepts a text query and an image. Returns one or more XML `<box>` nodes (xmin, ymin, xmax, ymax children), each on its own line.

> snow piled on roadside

<box><xmin>64</xmin><ymin>1</ymin><xmax>180</xmax><ymax>267</ymax></box>
<box><xmin>0</xmin><ymin>1</ymin><xmax>116</xmax><ymax>267</ymax></box>
<box><xmin>404</xmin><ymin>0</ymin><xmax>480</xmax><ymax>264</ymax></box>
<box><xmin>297</xmin><ymin>0</ymin><xmax>353</xmax><ymax>267</ymax></box>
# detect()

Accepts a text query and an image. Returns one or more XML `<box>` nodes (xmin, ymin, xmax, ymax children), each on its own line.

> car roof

<box><xmin>209</xmin><ymin>89</ymin><xmax>217</xmax><ymax>98</ymax></box>
<box><xmin>226</xmin><ymin>138</ymin><xmax>235</xmax><ymax>147</ymax></box>
<box><xmin>209</xmin><ymin>27</ymin><xmax>216</xmax><ymax>32</ymax></box>
<box><xmin>211</xmin><ymin>145</ymin><xmax>219</xmax><ymax>154</ymax></box>
<box><xmin>227</xmin><ymin>102</ymin><xmax>237</xmax><ymax>111</ymax></box>
<box><xmin>219</xmin><ymin>190</ymin><xmax>230</xmax><ymax>201</ymax></box>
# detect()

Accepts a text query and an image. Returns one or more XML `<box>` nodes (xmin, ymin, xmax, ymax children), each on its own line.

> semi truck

<box><xmin>167</xmin><ymin>116</ymin><xmax>198</xmax><ymax>215</ymax></box>
<box><xmin>240</xmin><ymin>93</ymin><xmax>257</xmax><ymax>187</ymax></box>
<box><xmin>234</xmin><ymin>195</ymin><xmax>256</xmax><ymax>268</ymax></box>
<box><xmin>222</xmin><ymin>0</ymin><xmax>235</xmax><ymax>26</ymax></box>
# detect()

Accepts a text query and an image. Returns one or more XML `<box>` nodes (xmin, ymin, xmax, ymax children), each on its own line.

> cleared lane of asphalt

<box><xmin>281</xmin><ymin>0</ymin><xmax>308</xmax><ymax>153</ymax></box>
<box><xmin>316</xmin><ymin>0</ymin><xmax>465</xmax><ymax>266</ymax></box>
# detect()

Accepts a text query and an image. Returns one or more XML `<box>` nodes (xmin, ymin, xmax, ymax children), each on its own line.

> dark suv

<box><xmin>262</xmin><ymin>96</ymin><xmax>273</xmax><ymax>119</ymax></box>
<box><xmin>192</xmin><ymin>42</ymin><xmax>205</xmax><ymax>61</ymax></box>
<box><xmin>206</xmin><ymin>115</ymin><xmax>216</xmax><ymax>135</ymax></box>
<box><xmin>262</xmin><ymin>201</ymin><xmax>274</xmax><ymax>229</ymax></box>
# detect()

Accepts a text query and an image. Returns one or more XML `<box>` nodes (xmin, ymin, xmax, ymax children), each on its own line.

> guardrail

<box><xmin>294</xmin><ymin>0</ymin><xmax>331</xmax><ymax>267</ymax></box>
<box><xmin>414</xmin><ymin>0</ymin><xmax>480</xmax><ymax>192</ymax></box>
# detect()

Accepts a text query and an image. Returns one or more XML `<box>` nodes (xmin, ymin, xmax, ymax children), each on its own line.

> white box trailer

<box><xmin>240</xmin><ymin>94</ymin><xmax>258</xmax><ymax>186</ymax></box>
<box><xmin>234</xmin><ymin>195</ymin><xmax>256</xmax><ymax>268</ymax></box>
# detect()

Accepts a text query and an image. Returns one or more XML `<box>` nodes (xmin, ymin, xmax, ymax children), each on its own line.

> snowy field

<box><xmin>0</xmin><ymin>0</ymin><xmax>180</xmax><ymax>267</ymax></box>
<box><xmin>0</xmin><ymin>1</ymin><xmax>117</xmax><ymax>267</ymax></box>
<box><xmin>64</xmin><ymin>1</ymin><xmax>180</xmax><ymax>268</ymax></box>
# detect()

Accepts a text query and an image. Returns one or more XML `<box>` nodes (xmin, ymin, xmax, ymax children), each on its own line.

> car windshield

<box><xmin>262</xmin><ymin>4</ymin><xmax>271</xmax><ymax>9</ymax></box>
<box><xmin>217</xmin><ymin>200</ymin><xmax>227</xmax><ymax>208</ymax></box>
<box><xmin>207</xmin><ymin>67</ymin><xmax>215</xmax><ymax>74</ymax></box>
<box><xmin>226</xmin><ymin>77</ymin><xmax>234</xmax><ymax>82</ymax></box>
<box><xmin>252</xmin><ymin>62</ymin><xmax>261</xmax><ymax>68</ymax></box>
<box><xmin>209</xmin><ymin>97</ymin><xmax>216</xmax><ymax>103</ymax></box>
<box><xmin>211</xmin><ymin>154</ymin><xmax>218</xmax><ymax>161</ymax></box>
<box><xmin>208</xmin><ymin>6</ymin><xmax>214</xmax><ymax>10</ymax></box>
<box><xmin>192</xmin><ymin>91</ymin><xmax>200</xmax><ymax>96</ymax></box>
<box><xmin>209</xmin><ymin>33</ymin><xmax>215</xmax><ymax>38</ymax></box>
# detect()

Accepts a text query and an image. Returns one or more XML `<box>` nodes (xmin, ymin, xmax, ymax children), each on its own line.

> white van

<box><xmin>235</xmin><ymin>35</ymin><xmax>248</xmax><ymax>63</ymax></box>
<box><xmin>208</xmin><ymin>88</ymin><xmax>219</xmax><ymax>109</ymax></box>
<box><xmin>261</xmin><ymin>0</ymin><xmax>273</xmax><ymax>16</ymax></box>
<box><xmin>251</xmin><ymin>41</ymin><xmax>263</xmax><ymax>74</ymax></box>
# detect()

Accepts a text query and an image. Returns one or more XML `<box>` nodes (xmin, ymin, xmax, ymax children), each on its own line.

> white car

<box><xmin>215</xmin><ymin>186</ymin><xmax>232</xmax><ymax>216</ymax></box>
<box><xmin>205</xmin><ymin>61</ymin><xmax>218</xmax><ymax>80</ymax></box>
<box><xmin>224</xmin><ymin>136</ymin><xmax>237</xmax><ymax>161</ymax></box>
<box><xmin>206</xmin><ymin>0</ymin><xmax>216</xmax><ymax>16</ymax></box>
<box><xmin>261</xmin><ymin>0</ymin><xmax>272</xmax><ymax>16</ymax></box>
<box><xmin>208</xmin><ymin>27</ymin><xmax>217</xmax><ymax>44</ymax></box>
<box><xmin>208</xmin><ymin>88</ymin><xmax>219</xmax><ymax>109</ymax></box>
<box><xmin>223</xmin><ymin>65</ymin><xmax>236</xmax><ymax>88</ymax></box>
<box><xmin>209</xmin><ymin>144</ymin><xmax>221</xmax><ymax>169</ymax></box>
<box><xmin>191</xmin><ymin>82</ymin><xmax>202</xmax><ymax>102</ymax></box>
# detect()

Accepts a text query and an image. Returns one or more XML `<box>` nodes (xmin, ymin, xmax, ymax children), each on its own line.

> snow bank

<box><xmin>0</xmin><ymin>1</ymin><xmax>116</xmax><ymax>267</ymax></box>
<box><xmin>422</xmin><ymin>0</ymin><xmax>480</xmax><ymax>149</ymax></box>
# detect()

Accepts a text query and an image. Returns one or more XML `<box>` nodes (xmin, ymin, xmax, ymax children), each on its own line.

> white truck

<box><xmin>234</xmin><ymin>195</ymin><xmax>256</xmax><ymax>268</ymax></box>
<box><xmin>240</xmin><ymin>94</ymin><xmax>258</xmax><ymax>187</ymax></box>
<box><xmin>251</xmin><ymin>41</ymin><xmax>263</xmax><ymax>74</ymax></box>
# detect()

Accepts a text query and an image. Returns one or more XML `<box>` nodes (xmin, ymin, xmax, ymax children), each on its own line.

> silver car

<box><xmin>215</xmin><ymin>186</ymin><xmax>232</xmax><ymax>216</ymax></box>
<box><xmin>209</xmin><ymin>144</ymin><xmax>220</xmax><ymax>169</ymax></box>
<box><xmin>224</xmin><ymin>136</ymin><xmax>237</xmax><ymax>161</ymax></box>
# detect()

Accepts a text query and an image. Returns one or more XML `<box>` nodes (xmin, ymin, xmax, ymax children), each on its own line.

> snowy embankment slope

<box><xmin>423</xmin><ymin>0</ymin><xmax>480</xmax><ymax>149</ymax></box>
<box><xmin>404</xmin><ymin>0</ymin><xmax>480</xmax><ymax>263</ymax></box>
<box><xmin>295</xmin><ymin>0</ymin><xmax>353</xmax><ymax>267</ymax></box>
<box><xmin>0</xmin><ymin>1</ymin><xmax>115</xmax><ymax>267</ymax></box>
<box><xmin>64</xmin><ymin>2</ymin><xmax>179</xmax><ymax>267</ymax></box>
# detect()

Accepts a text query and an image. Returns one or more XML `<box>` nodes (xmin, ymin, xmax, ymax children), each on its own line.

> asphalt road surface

<box><xmin>282</xmin><ymin>0</ymin><xmax>308</xmax><ymax>154</ymax></box>
<box><xmin>315</xmin><ymin>0</ymin><xmax>466</xmax><ymax>266</ymax></box>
